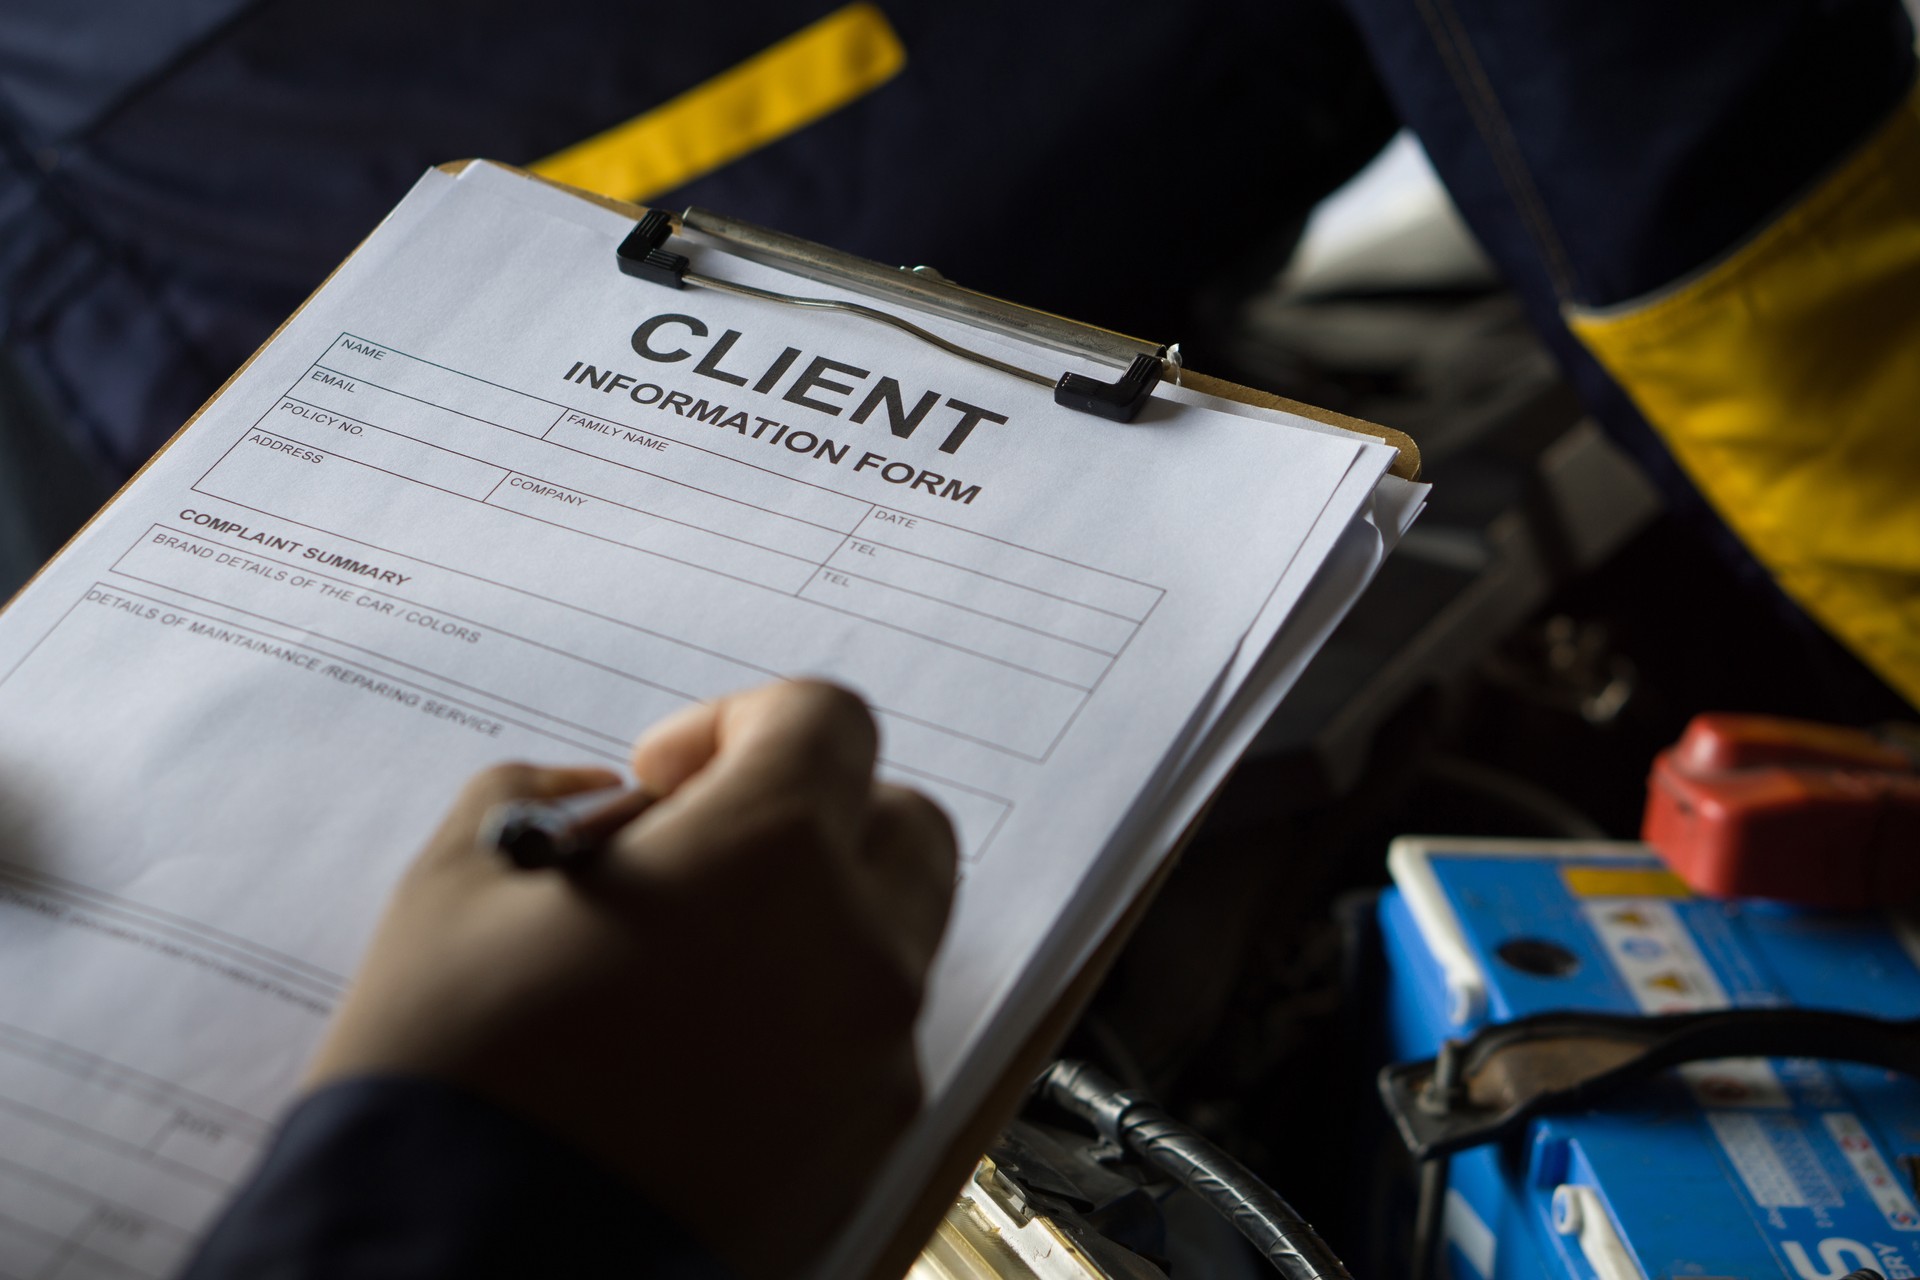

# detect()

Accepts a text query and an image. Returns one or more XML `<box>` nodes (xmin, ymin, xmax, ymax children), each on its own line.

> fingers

<box><xmin>619</xmin><ymin>684</ymin><xmax>957</xmax><ymax>988</ymax></box>
<box><xmin>417</xmin><ymin>763</ymin><xmax>621</xmax><ymax>872</ymax></box>
<box><xmin>631</xmin><ymin>682</ymin><xmax>876</xmax><ymax>799</ymax></box>
<box><xmin>859</xmin><ymin>784</ymin><xmax>958</xmax><ymax>978</ymax></box>
<box><xmin>627</xmin><ymin>699</ymin><xmax>723</xmax><ymax>796</ymax></box>
<box><xmin>628</xmin><ymin>682</ymin><xmax>880</xmax><ymax>854</ymax></box>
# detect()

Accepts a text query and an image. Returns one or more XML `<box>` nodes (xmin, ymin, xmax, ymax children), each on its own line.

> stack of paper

<box><xmin>0</xmin><ymin>162</ymin><xmax>1422</xmax><ymax>1279</ymax></box>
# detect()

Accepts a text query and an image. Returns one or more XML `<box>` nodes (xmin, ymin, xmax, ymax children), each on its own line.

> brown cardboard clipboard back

<box><xmin>7</xmin><ymin>160</ymin><xmax>1417</xmax><ymax>1276</ymax></box>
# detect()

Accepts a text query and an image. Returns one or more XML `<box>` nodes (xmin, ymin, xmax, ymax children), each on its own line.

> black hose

<box><xmin>1038</xmin><ymin>1059</ymin><xmax>1354</xmax><ymax>1280</ymax></box>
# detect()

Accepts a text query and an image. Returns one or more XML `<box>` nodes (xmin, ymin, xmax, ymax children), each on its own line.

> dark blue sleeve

<box><xmin>1334</xmin><ymin>0</ymin><xmax>1917</xmax><ymax>718</ymax></box>
<box><xmin>177</xmin><ymin>1077</ymin><xmax>736</xmax><ymax>1280</ymax></box>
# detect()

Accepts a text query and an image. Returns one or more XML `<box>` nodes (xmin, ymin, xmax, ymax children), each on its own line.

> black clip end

<box><xmin>617</xmin><ymin>211</ymin><xmax>689</xmax><ymax>287</ymax></box>
<box><xmin>1054</xmin><ymin>353</ymin><xmax>1162</xmax><ymax>422</ymax></box>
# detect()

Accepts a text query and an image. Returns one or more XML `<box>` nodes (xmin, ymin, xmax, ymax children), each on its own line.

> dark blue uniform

<box><xmin>179</xmin><ymin>1077</ymin><xmax>735</xmax><ymax>1279</ymax></box>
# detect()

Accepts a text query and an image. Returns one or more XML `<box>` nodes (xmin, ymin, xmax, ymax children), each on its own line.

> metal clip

<box><xmin>1379</xmin><ymin>1007</ymin><xmax>1920</xmax><ymax>1160</ymax></box>
<box><xmin>618</xmin><ymin>209</ymin><xmax>1171</xmax><ymax>422</ymax></box>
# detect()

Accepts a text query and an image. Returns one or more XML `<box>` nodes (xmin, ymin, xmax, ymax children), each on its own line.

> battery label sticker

<box><xmin>1825</xmin><ymin>1113</ymin><xmax>1920</xmax><ymax>1231</ymax></box>
<box><xmin>1581</xmin><ymin>898</ymin><xmax>1730</xmax><ymax>1013</ymax></box>
<box><xmin>1709</xmin><ymin>1112</ymin><xmax>1846</xmax><ymax>1209</ymax></box>
<box><xmin>1688</xmin><ymin>1058</ymin><xmax>1794</xmax><ymax>1110</ymax></box>
<box><xmin>1561</xmin><ymin>865</ymin><xmax>1692</xmax><ymax>899</ymax></box>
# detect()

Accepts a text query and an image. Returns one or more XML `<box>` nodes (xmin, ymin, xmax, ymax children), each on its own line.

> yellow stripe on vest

<box><xmin>1568</xmin><ymin>82</ymin><xmax>1920</xmax><ymax>710</ymax></box>
<box><xmin>531</xmin><ymin>3</ymin><xmax>905</xmax><ymax>203</ymax></box>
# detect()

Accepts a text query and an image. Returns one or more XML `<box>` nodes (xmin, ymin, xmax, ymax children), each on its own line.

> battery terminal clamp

<box><xmin>1642</xmin><ymin>712</ymin><xmax>1920</xmax><ymax>907</ymax></box>
<box><xmin>1380</xmin><ymin>1006</ymin><xmax>1920</xmax><ymax>1160</ymax></box>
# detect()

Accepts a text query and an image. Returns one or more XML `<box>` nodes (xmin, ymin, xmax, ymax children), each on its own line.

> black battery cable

<box><xmin>1038</xmin><ymin>1059</ymin><xmax>1353</xmax><ymax>1280</ymax></box>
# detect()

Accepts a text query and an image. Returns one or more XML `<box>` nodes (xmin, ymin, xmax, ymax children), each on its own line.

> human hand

<box><xmin>307</xmin><ymin>680</ymin><xmax>957</xmax><ymax>1277</ymax></box>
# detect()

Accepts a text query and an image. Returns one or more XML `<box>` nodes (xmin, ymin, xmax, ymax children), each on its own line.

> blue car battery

<box><xmin>1378</xmin><ymin>837</ymin><xmax>1920</xmax><ymax>1280</ymax></box>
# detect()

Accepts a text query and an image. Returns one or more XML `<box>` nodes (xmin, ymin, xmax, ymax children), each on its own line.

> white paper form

<box><xmin>0</xmin><ymin>162</ymin><xmax>1380</xmax><ymax>1276</ymax></box>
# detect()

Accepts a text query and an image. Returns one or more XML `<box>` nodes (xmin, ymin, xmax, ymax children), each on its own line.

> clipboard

<box><xmin>497</xmin><ymin>162</ymin><xmax>1417</xmax><ymax>1277</ymax></box>
<box><xmin>10</xmin><ymin>158</ymin><xmax>1418</xmax><ymax>1276</ymax></box>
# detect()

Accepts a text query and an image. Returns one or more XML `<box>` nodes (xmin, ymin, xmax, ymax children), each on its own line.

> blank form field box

<box><xmin>826</xmin><ymin>540</ymin><xmax>1138</xmax><ymax>654</ymax></box>
<box><xmin>208</xmin><ymin>429</ymin><xmax>507</xmax><ymax>512</ymax></box>
<box><xmin>501</xmin><ymin>447</ymin><xmax>853</xmax><ymax>562</ymax></box>
<box><xmin>314</xmin><ymin>337</ymin><xmax>561</xmax><ymax>437</ymax></box>
<box><xmin>850</xmin><ymin>509</ymin><xmax>1161</xmax><ymax>624</ymax></box>
<box><xmin>487</xmin><ymin>474</ymin><xmax>823</xmax><ymax>594</ymax></box>
<box><xmin>852</xmin><ymin>643</ymin><xmax>1089</xmax><ymax>760</ymax></box>
<box><xmin>0</xmin><ymin>1213</ymin><xmax>64</xmax><ymax>1279</ymax></box>
<box><xmin>544</xmin><ymin>411</ymin><xmax>872</xmax><ymax>532</ymax></box>
<box><xmin>798</xmin><ymin>570</ymin><xmax>1110</xmax><ymax>688</ymax></box>
<box><xmin>0</xmin><ymin>1162</ymin><xmax>93</xmax><ymax>1247</ymax></box>
<box><xmin>255</xmin><ymin>406</ymin><xmax>507</xmax><ymax>500</ymax></box>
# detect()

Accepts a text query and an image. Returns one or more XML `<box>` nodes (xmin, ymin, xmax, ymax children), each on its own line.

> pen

<box><xmin>482</xmin><ymin>786</ymin><xmax>657</xmax><ymax>870</ymax></box>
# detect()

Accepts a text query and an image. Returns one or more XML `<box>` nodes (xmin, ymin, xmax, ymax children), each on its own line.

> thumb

<box><xmin>628</xmin><ymin>699</ymin><xmax>724</xmax><ymax>797</ymax></box>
